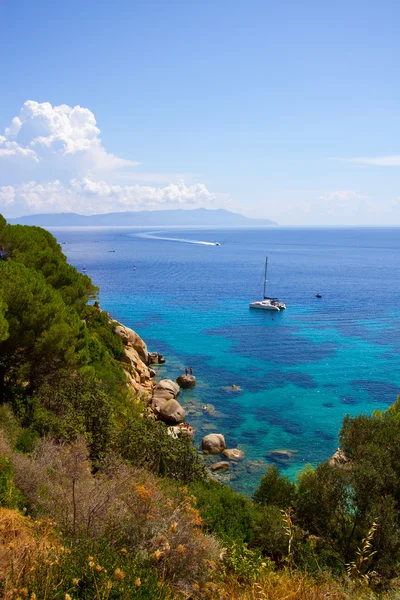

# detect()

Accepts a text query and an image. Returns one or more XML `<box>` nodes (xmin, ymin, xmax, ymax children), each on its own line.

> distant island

<box><xmin>8</xmin><ymin>208</ymin><xmax>277</xmax><ymax>227</ymax></box>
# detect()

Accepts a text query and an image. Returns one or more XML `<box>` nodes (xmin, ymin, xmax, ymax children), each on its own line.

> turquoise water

<box><xmin>52</xmin><ymin>227</ymin><xmax>400</xmax><ymax>495</ymax></box>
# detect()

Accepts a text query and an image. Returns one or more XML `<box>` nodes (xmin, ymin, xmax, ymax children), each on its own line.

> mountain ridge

<box><xmin>8</xmin><ymin>208</ymin><xmax>277</xmax><ymax>227</ymax></box>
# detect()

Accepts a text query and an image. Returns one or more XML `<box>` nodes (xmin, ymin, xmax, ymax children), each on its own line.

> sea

<box><xmin>50</xmin><ymin>226</ymin><xmax>400</xmax><ymax>495</ymax></box>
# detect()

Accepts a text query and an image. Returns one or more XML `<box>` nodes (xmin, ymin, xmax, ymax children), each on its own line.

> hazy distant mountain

<box><xmin>8</xmin><ymin>208</ymin><xmax>277</xmax><ymax>227</ymax></box>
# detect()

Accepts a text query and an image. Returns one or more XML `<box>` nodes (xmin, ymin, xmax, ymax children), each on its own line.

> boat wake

<box><xmin>135</xmin><ymin>232</ymin><xmax>220</xmax><ymax>246</ymax></box>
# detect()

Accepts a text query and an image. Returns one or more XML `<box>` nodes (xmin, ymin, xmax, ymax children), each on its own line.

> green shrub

<box><xmin>253</xmin><ymin>464</ymin><xmax>296</xmax><ymax>508</ymax></box>
<box><xmin>189</xmin><ymin>479</ymin><xmax>260</xmax><ymax>543</ymax></box>
<box><xmin>118</xmin><ymin>417</ymin><xmax>206</xmax><ymax>483</ymax></box>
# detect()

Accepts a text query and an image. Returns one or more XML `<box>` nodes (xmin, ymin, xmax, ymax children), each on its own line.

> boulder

<box><xmin>210</xmin><ymin>461</ymin><xmax>230</xmax><ymax>472</ymax></box>
<box><xmin>223</xmin><ymin>448</ymin><xmax>244</xmax><ymax>461</ymax></box>
<box><xmin>158</xmin><ymin>400</ymin><xmax>186</xmax><ymax>424</ymax></box>
<box><xmin>202</xmin><ymin>434</ymin><xmax>226</xmax><ymax>455</ymax></box>
<box><xmin>148</xmin><ymin>352</ymin><xmax>166</xmax><ymax>365</ymax></box>
<box><xmin>154</xmin><ymin>379</ymin><xmax>180</xmax><ymax>397</ymax></box>
<box><xmin>167</xmin><ymin>423</ymin><xmax>195</xmax><ymax>440</ymax></box>
<box><xmin>328</xmin><ymin>448</ymin><xmax>351</xmax><ymax>469</ymax></box>
<box><xmin>114</xmin><ymin>324</ymin><xmax>148</xmax><ymax>363</ymax></box>
<box><xmin>176</xmin><ymin>374</ymin><xmax>196</xmax><ymax>388</ymax></box>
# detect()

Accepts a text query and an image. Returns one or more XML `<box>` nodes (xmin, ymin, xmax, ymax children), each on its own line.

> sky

<box><xmin>1</xmin><ymin>0</ymin><xmax>400</xmax><ymax>225</ymax></box>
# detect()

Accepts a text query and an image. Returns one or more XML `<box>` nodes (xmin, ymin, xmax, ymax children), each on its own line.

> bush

<box><xmin>118</xmin><ymin>417</ymin><xmax>206</xmax><ymax>483</ymax></box>
<box><xmin>10</xmin><ymin>438</ymin><xmax>221</xmax><ymax>589</ymax></box>
<box><xmin>253</xmin><ymin>464</ymin><xmax>296</xmax><ymax>508</ymax></box>
<box><xmin>189</xmin><ymin>479</ymin><xmax>260</xmax><ymax>543</ymax></box>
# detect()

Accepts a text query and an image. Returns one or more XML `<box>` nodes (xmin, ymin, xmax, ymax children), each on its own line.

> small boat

<box><xmin>214</xmin><ymin>242</ymin><xmax>220</xmax><ymax>246</ymax></box>
<box><xmin>249</xmin><ymin>257</ymin><xmax>286</xmax><ymax>311</ymax></box>
<box><xmin>315</xmin><ymin>293</ymin><xmax>322</xmax><ymax>298</ymax></box>
<box><xmin>82</xmin><ymin>265</ymin><xmax>86</xmax><ymax>272</ymax></box>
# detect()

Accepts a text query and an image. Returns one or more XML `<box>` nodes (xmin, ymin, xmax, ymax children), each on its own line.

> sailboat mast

<box><xmin>263</xmin><ymin>256</ymin><xmax>268</xmax><ymax>299</ymax></box>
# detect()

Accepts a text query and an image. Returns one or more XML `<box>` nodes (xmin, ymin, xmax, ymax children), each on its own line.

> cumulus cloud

<box><xmin>0</xmin><ymin>100</ymin><xmax>223</xmax><ymax>216</ymax></box>
<box><xmin>0</xmin><ymin>178</ymin><xmax>220</xmax><ymax>216</ymax></box>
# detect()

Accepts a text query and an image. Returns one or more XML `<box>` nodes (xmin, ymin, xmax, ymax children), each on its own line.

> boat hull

<box><xmin>249</xmin><ymin>302</ymin><xmax>280</xmax><ymax>311</ymax></box>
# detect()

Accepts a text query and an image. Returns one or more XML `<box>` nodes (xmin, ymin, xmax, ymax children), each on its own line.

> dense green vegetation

<box><xmin>1</xmin><ymin>213</ymin><xmax>400</xmax><ymax>598</ymax></box>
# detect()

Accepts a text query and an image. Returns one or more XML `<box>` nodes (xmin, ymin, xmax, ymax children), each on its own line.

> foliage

<box><xmin>189</xmin><ymin>479</ymin><xmax>261</xmax><ymax>543</ymax></box>
<box><xmin>32</xmin><ymin>370</ymin><xmax>114</xmax><ymax>458</ymax></box>
<box><xmin>118</xmin><ymin>417</ymin><xmax>207</xmax><ymax>483</ymax></box>
<box><xmin>253</xmin><ymin>464</ymin><xmax>296</xmax><ymax>508</ymax></box>
<box><xmin>221</xmin><ymin>541</ymin><xmax>271</xmax><ymax>584</ymax></box>
<box><xmin>9</xmin><ymin>438</ymin><xmax>221</xmax><ymax>591</ymax></box>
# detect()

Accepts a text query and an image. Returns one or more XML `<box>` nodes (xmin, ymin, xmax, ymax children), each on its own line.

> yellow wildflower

<box><xmin>89</xmin><ymin>561</ymin><xmax>95</xmax><ymax>568</ymax></box>
<box><xmin>95</xmin><ymin>564</ymin><xmax>102</xmax><ymax>572</ymax></box>
<box><xmin>135</xmin><ymin>578</ymin><xmax>141</xmax><ymax>587</ymax></box>
<box><xmin>169</xmin><ymin>521</ymin><xmax>178</xmax><ymax>533</ymax></box>
<box><xmin>152</xmin><ymin>549</ymin><xmax>163</xmax><ymax>561</ymax></box>
<box><xmin>120</xmin><ymin>547</ymin><xmax>127</xmax><ymax>553</ymax></box>
<box><xmin>114</xmin><ymin>568</ymin><xmax>125</xmax><ymax>581</ymax></box>
<box><xmin>177</xmin><ymin>544</ymin><xmax>186</xmax><ymax>554</ymax></box>
<box><xmin>72</xmin><ymin>578</ymin><xmax>79</xmax><ymax>586</ymax></box>
<box><xmin>65</xmin><ymin>595</ymin><xmax>72</xmax><ymax>600</ymax></box>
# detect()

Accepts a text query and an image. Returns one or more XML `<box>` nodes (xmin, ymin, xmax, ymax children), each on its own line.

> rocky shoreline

<box><xmin>113</xmin><ymin>320</ymin><xmax>248</xmax><ymax>477</ymax></box>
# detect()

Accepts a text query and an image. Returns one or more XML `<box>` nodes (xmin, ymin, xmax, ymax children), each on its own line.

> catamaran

<box><xmin>249</xmin><ymin>257</ymin><xmax>286</xmax><ymax>311</ymax></box>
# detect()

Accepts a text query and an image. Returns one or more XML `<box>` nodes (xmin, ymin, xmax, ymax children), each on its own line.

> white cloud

<box><xmin>317</xmin><ymin>190</ymin><xmax>367</xmax><ymax>202</ymax></box>
<box><xmin>0</xmin><ymin>178</ymin><xmax>221</xmax><ymax>216</ymax></box>
<box><xmin>0</xmin><ymin>100</ymin><xmax>139</xmax><ymax>188</ymax></box>
<box><xmin>338</xmin><ymin>155</ymin><xmax>400</xmax><ymax>167</ymax></box>
<box><xmin>0</xmin><ymin>100</ymin><xmax>224</xmax><ymax>216</ymax></box>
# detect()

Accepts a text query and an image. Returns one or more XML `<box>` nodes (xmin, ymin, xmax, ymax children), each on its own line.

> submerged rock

<box><xmin>210</xmin><ymin>461</ymin><xmax>230</xmax><ymax>472</ymax></box>
<box><xmin>223</xmin><ymin>448</ymin><xmax>244</xmax><ymax>461</ymax></box>
<box><xmin>202</xmin><ymin>433</ymin><xmax>226</xmax><ymax>454</ymax></box>
<box><xmin>266</xmin><ymin>449</ymin><xmax>294</xmax><ymax>461</ymax></box>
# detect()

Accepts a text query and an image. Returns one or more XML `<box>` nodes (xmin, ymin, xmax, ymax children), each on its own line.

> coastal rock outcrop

<box><xmin>148</xmin><ymin>352</ymin><xmax>166</xmax><ymax>364</ymax></box>
<box><xmin>202</xmin><ymin>433</ymin><xmax>226</xmax><ymax>454</ymax></box>
<box><xmin>114</xmin><ymin>324</ymin><xmax>149</xmax><ymax>364</ymax></box>
<box><xmin>328</xmin><ymin>448</ymin><xmax>351</xmax><ymax>469</ymax></box>
<box><xmin>151</xmin><ymin>379</ymin><xmax>186</xmax><ymax>425</ymax></box>
<box><xmin>113</xmin><ymin>322</ymin><xmax>153</xmax><ymax>398</ymax></box>
<box><xmin>167</xmin><ymin>423</ymin><xmax>195</xmax><ymax>439</ymax></box>
<box><xmin>152</xmin><ymin>379</ymin><xmax>180</xmax><ymax>402</ymax></box>
<box><xmin>223</xmin><ymin>448</ymin><xmax>244</xmax><ymax>461</ymax></box>
<box><xmin>176</xmin><ymin>374</ymin><xmax>196</xmax><ymax>388</ymax></box>
<box><xmin>158</xmin><ymin>399</ymin><xmax>186</xmax><ymax>424</ymax></box>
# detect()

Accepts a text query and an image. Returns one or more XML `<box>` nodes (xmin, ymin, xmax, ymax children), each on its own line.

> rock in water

<box><xmin>223</xmin><ymin>448</ymin><xmax>244</xmax><ymax>461</ymax></box>
<box><xmin>158</xmin><ymin>400</ymin><xmax>186</xmax><ymax>424</ymax></box>
<box><xmin>266</xmin><ymin>449</ymin><xmax>294</xmax><ymax>461</ymax></box>
<box><xmin>202</xmin><ymin>433</ymin><xmax>226</xmax><ymax>454</ymax></box>
<box><xmin>210</xmin><ymin>461</ymin><xmax>230</xmax><ymax>472</ymax></box>
<box><xmin>176</xmin><ymin>374</ymin><xmax>196</xmax><ymax>388</ymax></box>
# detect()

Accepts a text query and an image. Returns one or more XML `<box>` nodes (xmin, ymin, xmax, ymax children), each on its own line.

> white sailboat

<box><xmin>249</xmin><ymin>257</ymin><xmax>286</xmax><ymax>311</ymax></box>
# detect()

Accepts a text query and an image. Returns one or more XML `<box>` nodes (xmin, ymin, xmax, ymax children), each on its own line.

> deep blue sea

<box><xmin>50</xmin><ymin>226</ymin><xmax>400</xmax><ymax>495</ymax></box>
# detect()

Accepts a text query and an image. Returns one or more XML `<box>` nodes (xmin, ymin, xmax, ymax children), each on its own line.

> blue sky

<box><xmin>1</xmin><ymin>0</ymin><xmax>400</xmax><ymax>224</ymax></box>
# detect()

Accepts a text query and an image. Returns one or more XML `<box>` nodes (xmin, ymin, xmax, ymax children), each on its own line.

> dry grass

<box><xmin>0</xmin><ymin>508</ymin><xmax>59</xmax><ymax>598</ymax></box>
<box><xmin>10</xmin><ymin>438</ymin><xmax>221</xmax><ymax>589</ymax></box>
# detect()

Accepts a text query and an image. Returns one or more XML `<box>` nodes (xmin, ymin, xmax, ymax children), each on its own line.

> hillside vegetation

<box><xmin>1</xmin><ymin>213</ymin><xmax>400</xmax><ymax>599</ymax></box>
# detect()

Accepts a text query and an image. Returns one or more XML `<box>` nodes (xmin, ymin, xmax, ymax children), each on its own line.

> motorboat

<box><xmin>315</xmin><ymin>293</ymin><xmax>322</xmax><ymax>298</ymax></box>
<box><xmin>249</xmin><ymin>257</ymin><xmax>286</xmax><ymax>311</ymax></box>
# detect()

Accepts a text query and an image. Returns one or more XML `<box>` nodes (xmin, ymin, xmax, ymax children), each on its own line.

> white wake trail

<box><xmin>135</xmin><ymin>232</ymin><xmax>220</xmax><ymax>246</ymax></box>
